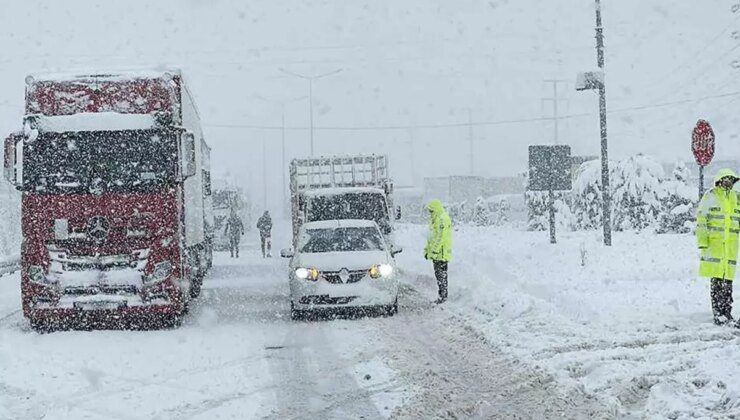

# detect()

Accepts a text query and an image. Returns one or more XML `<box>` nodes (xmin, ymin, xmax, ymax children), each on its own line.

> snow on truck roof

<box><xmin>303</xmin><ymin>187</ymin><xmax>385</xmax><ymax>197</ymax></box>
<box><xmin>302</xmin><ymin>219</ymin><xmax>379</xmax><ymax>230</ymax></box>
<box><xmin>28</xmin><ymin>68</ymin><xmax>182</xmax><ymax>83</ymax></box>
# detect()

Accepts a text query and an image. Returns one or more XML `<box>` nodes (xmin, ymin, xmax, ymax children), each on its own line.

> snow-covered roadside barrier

<box><xmin>394</xmin><ymin>223</ymin><xmax>740</xmax><ymax>418</ymax></box>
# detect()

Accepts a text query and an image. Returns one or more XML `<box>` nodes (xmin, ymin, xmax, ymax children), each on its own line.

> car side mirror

<box><xmin>280</xmin><ymin>248</ymin><xmax>294</xmax><ymax>258</ymax></box>
<box><xmin>391</xmin><ymin>246</ymin><xmax>403</xmax><ymax>257</ymax></box>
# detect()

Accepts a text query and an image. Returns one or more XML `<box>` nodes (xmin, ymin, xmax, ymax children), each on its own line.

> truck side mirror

<box><xmin>181</xmin><ymin>132</ymin><xmax>196</xmax><ymax>179</ymax></box>
<box><xmin>4</xmin><ymin>133</ymin><xmax>21</xmax><ymax>188</ymax></box>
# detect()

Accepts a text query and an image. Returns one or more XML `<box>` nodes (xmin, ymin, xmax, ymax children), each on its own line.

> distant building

<box><xmin>423</xmin><ymin>175</ymin><xmax>525</xmax><ymax>205</ymax></box>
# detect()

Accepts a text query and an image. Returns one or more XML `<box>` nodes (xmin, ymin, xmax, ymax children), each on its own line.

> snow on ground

<box><xmin>395</xmin><ymin>223</ymin><xmax>740</xmax><ymax>418</ymax></box>
<box><xmin>2</xmin><ymin>222</ymin><xmax>739</xmax><ymax>418</ymax></box>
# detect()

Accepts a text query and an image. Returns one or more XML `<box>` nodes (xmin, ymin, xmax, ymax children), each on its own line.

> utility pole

<box><xmin>262</xmin><ymin>137</ymin><xmax>268</xmax><ymax>210</ymax></box>
<box><xmin>595</xmin><ymin>0</ymin><xmax>612</xmax><ymax>246</ymax></box>
<box><xmin>542</xmin><ymin>79</ymin><xmax>569</xmax><ymax>145</ymax></box>
<box><xmin>467</xmin><ymin>108</ymin><xmax>474</xmax><ymax>175</ymax></box>
<box><xmin>281</xmin><ymin>109</ymin><xmax>287</xmax><ymax>218</ymax></box>
<box><xmin>280</xmin><ymin>68</ymin><xmax>343</xmax><ymax>156</ymax></box>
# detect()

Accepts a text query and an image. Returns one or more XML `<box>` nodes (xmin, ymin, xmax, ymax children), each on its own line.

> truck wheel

<box><xmin>189</xmin><ymin>252</ymin><xmax>203</xmax><ymax>299</ymax></box>
<box><xmin>29</xmin><ymin>317</ymin><xmax>51</xmax><ymax>333</ymax></box>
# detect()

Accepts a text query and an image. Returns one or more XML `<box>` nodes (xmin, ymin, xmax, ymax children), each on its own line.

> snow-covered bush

<box><xmin>490</xmin><ymin>196</ymin><xmax>510</xmax><ymax>226</ymax></box>
<box><xmin>572</xmin><ymin>160</ymin><xmax>607</xmax><ymax>230</ymax></box>
<box><xmin>657</xmin><ymin>161</ymin><xmax>696</xmax><ymax>234</ymax></box>
<box><xmin>473</xmin><ymin>196</ymin><xmax>491</xmax><ymax>226</ymax></box>
<box><xmin>610</xmin><ymin>154</ymin><xmax>666</xmax><ymax>231</ymax></box>
<box><xmin>526</xmin><ymin>190</ymin><xmax>574</xmax><ymax>231</ymax></box>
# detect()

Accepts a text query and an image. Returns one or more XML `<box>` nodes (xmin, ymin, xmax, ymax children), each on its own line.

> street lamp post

<box><xmin>280</xmin><ymin>68</ymin><xmax>343</xmax><ymax>156</ymax></box>
<box><xmin>576</xmin><ymin>0</ymin><xmax>612</xmax><ymax>246</ymax></box>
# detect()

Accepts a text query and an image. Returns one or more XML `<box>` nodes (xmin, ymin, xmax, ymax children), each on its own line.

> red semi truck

<box><xmin>3</xmin><ymin>69</ymin><xmax>213</xmax><ymax>329</ymax></box>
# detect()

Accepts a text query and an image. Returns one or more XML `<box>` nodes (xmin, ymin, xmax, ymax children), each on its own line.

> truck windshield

<box><xmin>23</xmin><ymin>130</ymin><xmax>177</xmax><ymax>194</ymax></box>
<box><xmin>299</xmin><ymin>227</ymin><xmax>385</xmax><ymax>253</ymax></box>
<box><xmin>306</xmin><ymin>193</ymin><xmax>390</xmax><ymax>233</ymax></box>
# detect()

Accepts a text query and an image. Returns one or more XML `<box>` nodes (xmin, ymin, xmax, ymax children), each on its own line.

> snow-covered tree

<box><xmin>657</xmin><ymin>161</ymin><xmax>696</xmax><ymax>234</ymax></box>
<box><xmin>610</xmin><ymin>154</ymin><xmax>666</xmax><ymax>231</ymax></box>
<box><xmin>473</xmin><ymin>196</ymin><xmax>491</xmax><ymax>226</ymax></box>
<box><xmin>572</xmin><ymin>160</ymin><xmax>606</xmax><ymax>230</ymax></box>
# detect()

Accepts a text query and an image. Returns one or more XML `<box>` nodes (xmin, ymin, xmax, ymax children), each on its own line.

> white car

<box><xmin>281</xmin><ymin>219</ymin><xmax>402</xmax><ymax>320</ymax></box>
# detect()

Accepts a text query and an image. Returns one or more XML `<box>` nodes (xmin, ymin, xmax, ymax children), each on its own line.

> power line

<box><xmin>204</xmin><ymin>90</ymin><xmax>740</xmax><ymax>131</ymax></box>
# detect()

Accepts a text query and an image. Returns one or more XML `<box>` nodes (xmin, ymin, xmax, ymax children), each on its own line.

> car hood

<box><xmin>296</xmin><ymin>250</ymin><xmax>390</xmax><ymax>271</ymax></box>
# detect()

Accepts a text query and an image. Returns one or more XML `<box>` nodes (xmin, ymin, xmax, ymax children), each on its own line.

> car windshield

<box><xmin>299</xmin><ymin>226</ymin><xmax>385</xmax><ymax>253</ymax></box>
<box><xmin>305</xmin><ymin>192</ymin><xmax>391</xmax><ymax>233</ymax></box>
<box><xmin>23</xmin><ymin>129</ymin><xmax>178</xmax><ymax>194</ymax></box>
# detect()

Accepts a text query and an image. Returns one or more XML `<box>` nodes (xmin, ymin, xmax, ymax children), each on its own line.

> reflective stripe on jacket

<box><xmin>696</xmin><ymin>187</ymin><xmax>740</xmax><ymax>280</ymax></box>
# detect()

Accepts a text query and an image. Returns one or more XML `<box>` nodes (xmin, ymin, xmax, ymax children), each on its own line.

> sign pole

<box><xmin>548</xmin><ymin>187</ymin><xmax>556</xmax><ymax>244</ymax></box>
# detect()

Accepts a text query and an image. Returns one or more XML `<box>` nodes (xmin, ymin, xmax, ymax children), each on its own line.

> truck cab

<box><xmin>4</xmin><ymin>70</ymin><xmax>212</xmax><ymax>330</ymax></box>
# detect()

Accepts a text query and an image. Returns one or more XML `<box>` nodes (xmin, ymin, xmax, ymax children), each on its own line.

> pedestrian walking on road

<box><xmin>424</xmin><ymin>199</ymin><xmax>452</xmax><ymax>304</ymax></box>
<box><xmin>696</xmin><ymin>168</ymin><xmax>740</xmax><ymax>326</ymax></box>
<box><xmin>224</xmin><ymin>211</ymin><xmax>244</xmax><ymax>258</ymax></box>
<box><xmin>257</xmin><ymin>210</ymin><xmax>273</xmax><ymax>258</ymax></box>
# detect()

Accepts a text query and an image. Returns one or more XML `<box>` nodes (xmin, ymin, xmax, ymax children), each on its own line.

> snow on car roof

<box><xmin>303</xmin><ymin>187</ymin><xmax>385</xmax><ymax>197</ymax></box>
<box><xmin>29</xmin><ymin>68</ymin><xmax>182</xmax><ymax>83</ymax></box>
<box><xmin>33</xmin><ymin>112</ymin><xmax>157</xmax><ymax>133</ymax></box>
<box><xmin>302</xmin><ymin>219</ymin><xmax>379</xmax><ymax>230</ymax></box>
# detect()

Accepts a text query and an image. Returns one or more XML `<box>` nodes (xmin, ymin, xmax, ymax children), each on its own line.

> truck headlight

<box><xmin>369</xmin><ymin>264</ymin><xmax>393</xmax><ymax>279</ymax></box>
<box><xmin>27</xmin><ymin>265</ymin><xmax>49</xmax><ymax>284</ymax></box>
<box><xmin>145</xmin><ymin>261</ymin><xmax>173</xmax><ymax>285</ymax></box>
<box><xmin>295</xmin><ymin>267</ymin><xmax>319</xmax><ymax>281</ymax></box>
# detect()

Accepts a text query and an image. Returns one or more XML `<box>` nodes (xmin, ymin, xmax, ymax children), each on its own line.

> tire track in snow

<box><xmin>376</xmin><ymin>284</ymin><xmax>608</xmax><ymax>419</ymax></box>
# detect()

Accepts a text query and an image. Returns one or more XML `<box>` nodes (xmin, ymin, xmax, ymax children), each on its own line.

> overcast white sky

<box><xmin>1</xmin><ymin>0</ymin><xmax>738</xmax><ymax>212</ymax></box>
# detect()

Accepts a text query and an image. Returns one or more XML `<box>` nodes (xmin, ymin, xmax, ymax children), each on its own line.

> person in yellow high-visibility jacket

<box><xmin>696</xmin><ymin>168</ymin><xmax>740</xmax><ymax>326</ymax></box>
<box><xmin>424</xmin><ymin>199</ymin><xmax>452</xmax><ymax>304</ymax></box>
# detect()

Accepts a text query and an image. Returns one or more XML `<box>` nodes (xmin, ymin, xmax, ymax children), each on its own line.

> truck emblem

<box><xmin>87</xmin><ymin>216</ymin><xmax>110</xmax><ymax>241</ymax></box>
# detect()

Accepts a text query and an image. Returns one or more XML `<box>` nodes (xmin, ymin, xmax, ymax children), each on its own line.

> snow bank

<box><xmin>395</xmin><ymin>223</ymin><xmax>740</xmax><ymax>417</ymax></box>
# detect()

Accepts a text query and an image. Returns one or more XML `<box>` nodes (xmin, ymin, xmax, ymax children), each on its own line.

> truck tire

<box><xmin>189</xmin><ymin>252</ymin><xmax>202</xmax><ymax>299</ymax></box>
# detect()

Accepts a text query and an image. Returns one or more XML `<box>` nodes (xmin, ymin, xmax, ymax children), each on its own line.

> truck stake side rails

<box><xmin>3</xmin><ymin>69</ymin><xmax>213</xmax><ymax>329</ymax></box>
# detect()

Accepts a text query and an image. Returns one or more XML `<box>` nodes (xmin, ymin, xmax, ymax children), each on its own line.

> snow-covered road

<box><xmin>0</xmin><ymin>237</ymin><xmax>599</xmax><ymax>419</ymax></box>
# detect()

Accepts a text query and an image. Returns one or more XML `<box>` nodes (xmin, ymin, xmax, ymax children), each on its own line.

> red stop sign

<box><xmin>692</xmin><ymin>119</ymin><xmax>715</xmax><ymax>166</ymax></box>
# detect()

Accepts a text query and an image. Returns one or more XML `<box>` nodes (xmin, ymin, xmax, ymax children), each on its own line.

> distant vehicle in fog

<box><xmin>288</xmin><ymin>155</ymin><xmax>400</xmax><ymax>248</ymax></box>
<box><xmin>281</xmin><ymin>219</ymin><xmax>402</xmax><ymax>320</ymax></box>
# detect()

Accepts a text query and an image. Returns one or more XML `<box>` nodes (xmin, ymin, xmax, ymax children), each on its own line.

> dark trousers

<box><xmin>433</xmin><ymin>261</ymin><xmax>448</xmax><ymax>301</ymax></box>
<box><xmin>260</xmin><ymin>235</ymin><xmax>271</xmax><ymax>257</ymax></box>
<box><xmin>711</xmin><ymin>278</ymin><xmax>734</xmax><ymax>323</ymax></box>
<box><xmin>229</xmin><ymin>236</ymin><xmax>240</xmax><ymax>258</ymax></box>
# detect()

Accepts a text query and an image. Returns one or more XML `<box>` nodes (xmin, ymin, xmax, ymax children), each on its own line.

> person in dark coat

<box><xmin>223</xmin><ymin>211</ymin><xmax>244</xmax><ymax>258</ymax></box>
<box><xmin>256</xmin><ymin>211</ymin><xmax>273</xmax><ymax>258</ymax></box>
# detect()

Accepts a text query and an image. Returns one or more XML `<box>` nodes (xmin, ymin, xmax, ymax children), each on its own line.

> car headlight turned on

<box><xmin>295</xmin><ymin>267</ymin><xmax>319</xmax><ymax>281</ymax></box>
<box><xmin>369</xmin><ymin>264</ymin><xmax>394</xmax><ymax>279</ymax></box>
<box><xmin>27</xmin><ymin>265</ymin><xmax>51</xmax><ymax>285</ymax></box>
<box><xmin>144</xmin><ymin>261</ymin><xmax>173</xmax><ymax>285</ymax></box>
